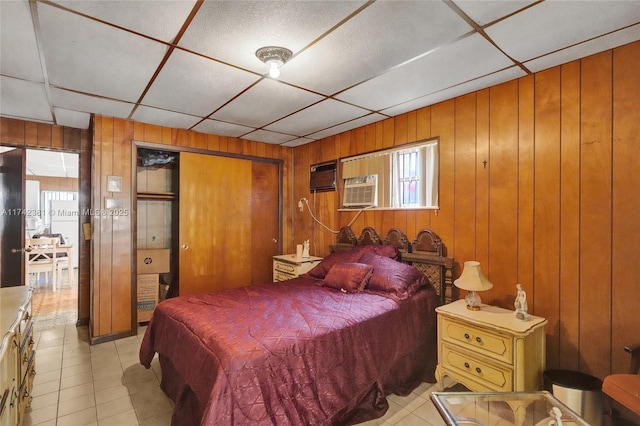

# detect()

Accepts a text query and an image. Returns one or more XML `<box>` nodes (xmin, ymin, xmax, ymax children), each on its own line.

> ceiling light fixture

<box><xmin>255</xmin><ymin>46</ymin><xmax>292</xmax><ymax>79</ymax></box>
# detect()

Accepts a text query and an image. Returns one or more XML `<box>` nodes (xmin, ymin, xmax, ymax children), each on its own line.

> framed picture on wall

<box><xmin>107</xmin><ymin>175</ymin><xmax>122</xmax><ymax>192</ymax></box>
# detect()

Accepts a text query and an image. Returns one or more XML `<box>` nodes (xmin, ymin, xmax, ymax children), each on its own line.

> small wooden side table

<box><xmin>436</xmin><ymin>299</ymin><xmax>547</xmax><ymax>392</ymax></box>
<box><xmin>272</xmin><ymin>254</ymin><xmax>322</xmax><ymax>282</ymax></box>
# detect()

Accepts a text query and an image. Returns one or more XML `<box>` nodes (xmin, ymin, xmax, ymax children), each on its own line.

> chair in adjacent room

<box><xmin>602</xmin><ymin>343</ymin><xmax>640</xmax><ymax>426</ymax></box>
<box><xmin>25</xmin><ymin>237</ymin><xmax>58</xmax><ymax>290</ymax></box>
<box><xmin>55</xmin><ymin>239</ymin><xmax>74</xmax><ymax>288</ymax></box>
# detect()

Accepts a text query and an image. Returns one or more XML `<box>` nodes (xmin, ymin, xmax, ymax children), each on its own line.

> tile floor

<box><xmin>25</xmin><ymin>273</ymin><xmax>448</xmax><ymax>426</ymax></box>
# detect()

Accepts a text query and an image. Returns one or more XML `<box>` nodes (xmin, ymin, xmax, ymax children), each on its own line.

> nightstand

<box><xmin>273</xmin><ymin>254</ymin><xmax>322</xmax><ymax>282</ymax></box>
<box><xmin>435</xmin><ymin>299</ymin><xmax>547</xmax><ymax>392</ymax></box>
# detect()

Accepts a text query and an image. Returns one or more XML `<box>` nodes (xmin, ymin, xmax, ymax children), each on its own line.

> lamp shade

<box><xmin>454</xmin><ymin>261</ymin><xmax>493</xmax><ymax>292</ymax></box>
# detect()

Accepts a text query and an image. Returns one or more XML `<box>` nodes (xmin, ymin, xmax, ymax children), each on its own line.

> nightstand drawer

<box><xmin>274</xmin><ymin>261</ymin><xmax>297</xmax><ymax>274</ymax></box>
<box><xmin>441</xmin><ymin>343</ymin><xmax>513</xmax><ymax>392</ymax></box>
<box><xmin>441</xmin><ymin>317</ymin><xmax>513</xmax><ymax>364</ymax></box>
<box><xmin>273</xmin><ymin>271</ymin><xmax>295</xmax><ymax>282</ymax></box>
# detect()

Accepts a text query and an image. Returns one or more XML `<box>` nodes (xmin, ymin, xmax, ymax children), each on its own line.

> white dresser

<box><xmin>0</xmin><ymin>287</ymin><xmax>36</xmax><ymax>426</ymax></box>
<box><xmin>272</xmin><ymin>254</ymin><xmax>322</xmax><ymax>282</ymax></box>
<box><xmin>435</xmin><ymin>299</ymin><xmax>547</xmax><ymax>392</ymax></box>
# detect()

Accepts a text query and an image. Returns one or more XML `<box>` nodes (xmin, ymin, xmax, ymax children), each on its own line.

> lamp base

<box><xmin>465</xmin><ymin>290</ymin><xmax>482</xmax><ymax>311</ymax></box>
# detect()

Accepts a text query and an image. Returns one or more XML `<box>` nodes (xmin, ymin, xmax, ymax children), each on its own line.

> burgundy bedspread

<box><xmin>140</xmin><ymin>277</ymin><xmax>440</xmax><ymax>425</ymax></box>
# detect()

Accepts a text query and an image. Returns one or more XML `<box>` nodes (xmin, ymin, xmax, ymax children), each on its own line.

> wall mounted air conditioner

<box><xmin>343</xmin><ymin>175</ymin><xmax>378</xmax><ymax>208</ymax></box>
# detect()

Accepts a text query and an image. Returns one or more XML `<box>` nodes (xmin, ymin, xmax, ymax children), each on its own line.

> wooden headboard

<box><xmin>330</xmin><ymin>226</ymin><xmax>455</xmax><ymax>304</ymax></box>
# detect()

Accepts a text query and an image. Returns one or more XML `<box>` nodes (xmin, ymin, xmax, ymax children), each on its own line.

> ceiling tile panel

<box><xmin>191</xmin><ymin>119</ymin><xmax>255</xmax><ymax>138</ymax></box>
<box><xmin>524</xmin><ymin>24</ymin><xmax>640</xmax><ymax>73</ymax></box>
<box><xmin>50</xmin><ymin>88</ymin><xmax>134</xmax><ymax>119</ymax></box>
<box><xmin>26</xmin><ymin>150</ymin><xmax>79</xmax><ymax>178</ymax></box>
<box><xmin>210</xmin><ymin>79</ymin><xmax>324</xmax><ymax>128</ymax></box>
<box><xmin>281</xmin><ymin>138</ymin><xmax>316</xmax><ymax>148</ymax></box>
<box><xmin>51</xmin><ymin>0</ymin><xmax>197</xmax><ymax>42</ymax></box>
<box><xmin>307</xmin><ymin>113</ymin><xmax>388</xmax><ymax>140</ymax></box>
<box><xmin>0</xmin><ymin>76</ymin><xmax>52</xmax><ymax>123</ymax></box>
<box><xmin>141</xmin><ymin>49</ymin><xmax>260</xmax><ymax>116</ymax></box>
<box><xmin>37</xmin><ymin>2</ymin><xmax>168</xmax><ymax>102</ymax></box>
<box><xmin>53</xmin><ymin>107</ymin><xmax>90</xmax><ymax>129</ymax></box>
<box><xmin>486</xmin><ymin>1</ymin><xmax>640</xmax><ymax>62</ymax></box>
<box><xmin>381</xmin><ymin>67</ymin><xmax>525</xmax><ymax>117</ymax></box>
<box><xmin>282</xmin><ymin>0</ymin><xmax>472</xmax><ymax>95</ymax></box>
<box><xmin>241</xmin><ymin>130</ymin><xmax>296</xmax><ymax>145</ymax></box>
<box><xmin>452</xmin><ymin>0</ymin><xmax>536</xmax><ymax>27</ymax></box>
<box><xmin>336</xmin><ymin>33</ymin><xmax>513</xmax><ymax>111</ymax></box>
<box><xmin>178</xmin><ymin>1</ymin><xmax>366</xmax><ymax>74</ymax></box>
<box><xmin>0</xmin><ymin>1</ymin><xmax>44</xmax><ymax>82</ymax></box>
<box><xmin>264</xmin><ymin>99</ymin><xmax>370</xmax><ymax>136</ymax></box>
<box><xmin>131</xmin><ymin>105</ymin><xmax>201</xmax><ymax>130</ymax></box>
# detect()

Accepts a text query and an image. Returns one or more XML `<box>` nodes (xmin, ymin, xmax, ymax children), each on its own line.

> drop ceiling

<box><xmin>1</xmin><ymin>1</ymin><xmax>639</xmax><ymax>147</ymax></box>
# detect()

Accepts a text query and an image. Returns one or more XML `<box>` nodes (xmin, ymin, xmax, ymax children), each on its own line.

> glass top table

<box><xmin>430</xmin><ymin>391</ymin><xmax>590</xmax><ymax>426</ymax></box>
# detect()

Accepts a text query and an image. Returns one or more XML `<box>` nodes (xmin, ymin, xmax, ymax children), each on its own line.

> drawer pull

<box><xmin>464</xmin><ymin>333</ymin><xmax>470</xmax><ymax>340</ymax></box>
<box><xmin>476</xmin><ymin>336</ymin><xmax>482</xmax><ymax>344</ymax></box>
<box><xmin>464</xmin><ymin>362</ymin><xmax>470</xmax><ymax>369</ymax></box>
<box><xmin>476</xmin><ymin>367</ymin><xmax>482</xmax><ymax>374</ymax></box>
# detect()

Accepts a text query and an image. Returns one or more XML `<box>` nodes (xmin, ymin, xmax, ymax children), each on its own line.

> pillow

<box><xmin>359</xmin><ymin>252</ymin><xmax>428</xmax><ymax>301</ymax></box>
<box><xmin>353</xmin><ymin>244</ymin><xmax>400</xmax><ymax>260</ymax></box>
<box><xmin>306</xmin><ymin>244</ymin><xmax>399</xmax><ymax>279</ymax></box>
<box><xmin>322</xmin><ymin>262</ymin><xmax>374</xmax><ymax>293</ymax></box>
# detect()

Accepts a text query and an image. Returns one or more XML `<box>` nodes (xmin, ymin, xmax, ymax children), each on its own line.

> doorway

<box><xmin>0</xmin><ymin>145</ymin><xmax>79</xmax><ymax>329</ymax></box>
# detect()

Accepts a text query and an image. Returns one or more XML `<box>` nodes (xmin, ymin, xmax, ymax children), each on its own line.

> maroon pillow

<box><xmin>359</xmin><ymin>253</ymin><xmax>428</xmax><ymax>301</ymax></box>
<box><xmin>352</xmin><ymin>244</ymin><xmax>399</xmax><ymax>260</ymax></box>
<box><xmin>306</xmin><ymin>244</ymin><xmax>399</xmax><ymax>279</ymax></box>
<box><xmin>322</xmin><ymin>262</ymin><xmax>374</xmax><ymax>293</ymax></box>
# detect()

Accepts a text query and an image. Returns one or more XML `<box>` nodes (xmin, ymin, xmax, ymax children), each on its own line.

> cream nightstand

<box><xmin>435</xmin><ymin>299</ymin><xmax>547</xmax><ymax>392</ymax></box>
<box><xmin>273</xmin><ymin>254</ymin><xmax>322</xmax><ymax>282</ymax></box>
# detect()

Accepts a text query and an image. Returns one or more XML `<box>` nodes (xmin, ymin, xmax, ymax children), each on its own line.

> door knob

<box><xmin>181</xmin><ymin>244</ymin><xmax>189</xmax><ymax>250</ymax></box>
<box><xmin>272</xmin><ymin>238</ymin><xmax>278</xmax><ymax>243</ymax></box>
<box><xmin>11</xmin><ymin>247</ymin><xmax>31</xmax><ymax>253</ymax></box>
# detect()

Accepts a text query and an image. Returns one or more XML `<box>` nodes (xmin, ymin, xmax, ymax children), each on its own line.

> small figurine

<box><xmin>302</xmin><ymin>240</ymin><xmax>310</xmax><ymax>258</ymax></box>
<box><xmin>514</xmin><ymin>283</ymin><xmax>529</xmax><ymax>321</ymax></box>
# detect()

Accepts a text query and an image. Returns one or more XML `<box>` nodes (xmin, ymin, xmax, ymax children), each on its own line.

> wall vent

<box><xmin>343</xmin><ymin>175</ymin><xmax>378</xmax><ymax>208</ymax></box>
<box><xmin>309</xmin><ymin>161</ymin><xmax>336</xmax><ymax>192</ymax></box>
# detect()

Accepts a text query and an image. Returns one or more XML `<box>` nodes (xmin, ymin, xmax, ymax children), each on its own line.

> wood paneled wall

<box><xmin>26</xmin><ymin>176</ymin><xmax>78</xmax><ymax>191</ymax></box>
<box><xmin>0</xmin><ymin>117</ymin><xmax>92</xmax><ymax>324</ymax></box>
<box><xmin>91</xmin><ymin>116</ymin><xmax>292</xmax><ymax>343</ymax></box>
<box><xmin>292</xmin><ymin>41</ymin><xmax>640</xmax><ymax>380</ymax></box>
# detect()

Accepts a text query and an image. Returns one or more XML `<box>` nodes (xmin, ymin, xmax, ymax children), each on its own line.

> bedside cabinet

<box><xmin>273</xmin><ymin>254</ymin><xmax>322</xmax><ymax>282</ymax></box>
<box><xmin>435</xmin><ymin>299</ymin><xmax>547</xmax><ymax>392</ymax></box>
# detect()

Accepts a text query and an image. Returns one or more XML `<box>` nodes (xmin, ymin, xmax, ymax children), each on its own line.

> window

<box><xmin>340</xmin><ymin>138</ymin><xmax>438</xmax><ymax>209</ymax></box>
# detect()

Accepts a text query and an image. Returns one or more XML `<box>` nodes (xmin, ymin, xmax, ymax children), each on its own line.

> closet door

<box><xmin>251</xmin><ymin>161</ymin><xmax>280</xmax><ymax>284</ymax></box>
<box><xmin>178</xmin><ymin>152</ymin><xmax>279</xmax><ymax>296</ymax></box>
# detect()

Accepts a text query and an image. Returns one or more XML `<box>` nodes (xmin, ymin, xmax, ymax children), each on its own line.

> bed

<box><xmin>139</xmin><ymin>227</ymin><xmax>454</xmax><ymax>425</ymax></box>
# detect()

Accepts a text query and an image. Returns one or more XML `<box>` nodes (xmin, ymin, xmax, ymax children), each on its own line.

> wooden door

<box><xmin>0</xmin><ymin>147</ymin><xmax>26</xmax><ymax>287</ymax></box>
<box><xmin>179</xmin><ymin>153</ymin><xmax>280</xmax><ymax>295</ymax></box>
<box><xmin>251</xmin><ymin>161</ymin><xmax>281</xmax><ymax>284</ymax></box>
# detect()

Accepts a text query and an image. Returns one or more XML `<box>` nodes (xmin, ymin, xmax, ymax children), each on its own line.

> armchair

<box><xmin>602</xmin><ymin>343</ymin><xmax>640</xmax><ymax>425</ymax></box>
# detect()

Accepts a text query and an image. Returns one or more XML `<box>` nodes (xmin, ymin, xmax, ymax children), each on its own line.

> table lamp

<box><xmin>454</xmin><ymin>261</ymin><xmax>493</xmax><ymax>310</ymax></box>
